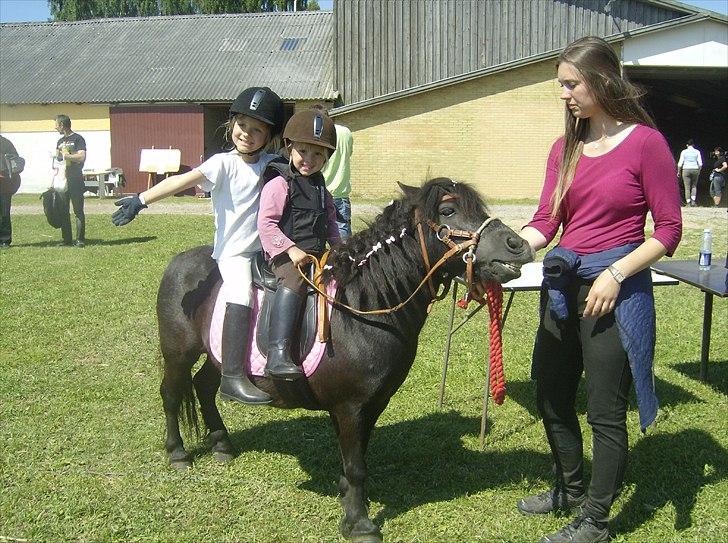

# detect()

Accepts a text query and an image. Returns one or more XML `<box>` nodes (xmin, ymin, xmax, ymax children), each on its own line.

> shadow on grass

<box><xmin>673</xmin><ymin>359</ymin><xmax>728</xmax><ymax>397</ymax></box>
<box><xmin>220</xmin><ymin>411</ymin><xmax>555</xmax><ymax>525</ymax></box>
<box><xmin>13</xmin><ymin>236</ymin><xmax>157</xmax><ymax>248</ymax></box>
<box><xmin>504</xmin><ymin>375</ymin><xmax>700</xmax><ymax>421</ymax></box>
<box><xmin>613</xmin><ymin>429</ymin><xmax>728</xmax><ymax>535</ymax></box>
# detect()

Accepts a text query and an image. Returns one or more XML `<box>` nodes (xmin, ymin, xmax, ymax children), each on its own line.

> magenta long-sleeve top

<box><xmin>526</xmin><ymin>125</ymin><xmax>682</xmax><ymax>256</ymax></box>
<box><xmin>258</xmin><ymin>175</ymin><xmax>341</xmax><ymax>259</ymax></box>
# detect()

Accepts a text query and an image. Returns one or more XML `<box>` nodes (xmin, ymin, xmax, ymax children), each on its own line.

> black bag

<box><xmin>2</xmin><ymin>153</ymin><xmax>25</xmax><ymax>175</ymax></box>
<box><xmin>40</xmin><ymin>188</ymin><xmax>66</xmax><ymax>229</ymax></box>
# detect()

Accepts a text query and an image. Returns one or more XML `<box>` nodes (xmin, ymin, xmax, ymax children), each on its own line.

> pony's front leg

<box><xmin>331</xmin><ymin>406</ymin><xmax>383</xmax><ymax>543</ymax></box>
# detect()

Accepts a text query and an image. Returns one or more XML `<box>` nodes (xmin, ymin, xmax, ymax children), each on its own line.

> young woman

<box><xmin>517</xmin><ymin>37</ymin><xmax>682</xmax><ymax>543</ymax></box>
<box><xmin>112</xmin><ymin>87</ymin><xmax>284</xmax><ymax>406</ymax></box>
<box><xmin>257</xmin><ymin>109</ymin><xmax>340</xmax><ymax>380</ymax></box>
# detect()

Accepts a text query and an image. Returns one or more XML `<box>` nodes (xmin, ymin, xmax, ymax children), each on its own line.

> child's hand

<box><xmin>287</xmin><ymin>246</ymin><xmax>311</xmax><ymax>267</ymax></box>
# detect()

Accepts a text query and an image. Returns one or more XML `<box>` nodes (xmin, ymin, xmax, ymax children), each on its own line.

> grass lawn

<box><xmin>0</xmin><ymin>203</ymin><xmax>726</xmax><ymax>543</ymax></box>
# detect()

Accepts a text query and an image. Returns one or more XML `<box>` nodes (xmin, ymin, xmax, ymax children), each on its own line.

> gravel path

<box><xmin>13</xmin><ymin>197</ymin><xmax>724</xmax><ymax>230</ymax></box>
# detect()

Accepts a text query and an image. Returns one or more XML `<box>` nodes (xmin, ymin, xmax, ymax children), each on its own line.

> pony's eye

<box><xmin>440</xmin><ymin>207</ymin><xmax>455</xmax><ymax>217</ymax></box>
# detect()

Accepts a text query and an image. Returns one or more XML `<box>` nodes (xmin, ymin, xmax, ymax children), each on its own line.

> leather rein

<box><xmin>298</xmin><ymin>196</ymin><xmax>497</xmax><ymax>317</ymax></box>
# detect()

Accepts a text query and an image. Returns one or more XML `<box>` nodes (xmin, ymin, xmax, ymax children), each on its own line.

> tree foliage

<box><xmin>49</xmin><ymin>0</ymin><xmax>321</xmax><ymax>21</ymax></box>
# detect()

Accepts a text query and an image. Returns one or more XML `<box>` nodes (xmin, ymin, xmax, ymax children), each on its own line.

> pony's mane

<box><xmin>325</xmin><ymin>178</ymin><xmax>488</xmax><ymax>303</ymax></box>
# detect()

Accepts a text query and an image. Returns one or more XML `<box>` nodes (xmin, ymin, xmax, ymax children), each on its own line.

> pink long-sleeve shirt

<box><xmin>526</xmin><ymin>125</ymin><xmax>682</xmax><ymax>256</ymax></box>
<box><xmin>258</xmin><ymin>175</ymin><xmax>341</xmax><ymax>259</ymax></box>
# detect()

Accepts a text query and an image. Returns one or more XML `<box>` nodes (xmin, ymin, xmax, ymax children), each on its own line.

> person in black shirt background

<box><xmin>0</xmin><ymin>134</ymin><xmax>22</xmax><ymax>248</ymax></box>
<box><xmin>55</xmin><ymin>114</ymin><xmax>87</xmax><ymax>247</ymax></box>
<box><xmin>709</xmin><ymin>146</ymin><xmax>727</xmax><ymax>207</ymax></box>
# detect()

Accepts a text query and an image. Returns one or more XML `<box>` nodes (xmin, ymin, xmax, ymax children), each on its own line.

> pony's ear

<box><xmin>397</xmin><ymin>182</ymin><xmax>419</xmax><ymax>199</ymax></box>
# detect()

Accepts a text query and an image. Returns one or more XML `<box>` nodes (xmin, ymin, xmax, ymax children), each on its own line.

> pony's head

<box><xmin>326</xmin><ymin>178</ymin><xmax>532</xmax><ymax>291</ymax></box>
<box><xmin>398</xmin><ymin>178</ymin><xmax>532</xmax><ymax>284</ymax></box>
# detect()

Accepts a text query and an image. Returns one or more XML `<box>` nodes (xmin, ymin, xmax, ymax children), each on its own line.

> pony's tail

<box><xmin>179</xmin><ymin>375</ymin><xmax>202</xmax><ymax>442</ymax></box>
<box><xmin>160</xmin><ymin>362</ymin><xmax>202</xmax><ymax>444</ymax></box>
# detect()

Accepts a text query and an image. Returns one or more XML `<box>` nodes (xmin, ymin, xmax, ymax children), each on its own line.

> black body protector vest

<box><xmin>262</xmin><ymin>159</ymin><xmax>328</xmax><ymax>255</ymax></box>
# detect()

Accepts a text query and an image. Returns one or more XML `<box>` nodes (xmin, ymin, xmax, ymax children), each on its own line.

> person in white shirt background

<box><xmin>677</xmin><ymin>139</ymin><xmax>703</xmax><ymax>206</ymax></box>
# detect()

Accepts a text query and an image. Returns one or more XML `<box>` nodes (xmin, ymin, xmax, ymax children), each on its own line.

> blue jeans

<box><xmin>333</xmin><ymin>197</ymin><xmax>352</xmax><ymax>239</ymax></box>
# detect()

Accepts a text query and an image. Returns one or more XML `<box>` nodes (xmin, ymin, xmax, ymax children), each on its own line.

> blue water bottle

<box><xmin>699</xmin><ymin>228</ymin><xmax>712</xmax><ymax>271</ymax></box>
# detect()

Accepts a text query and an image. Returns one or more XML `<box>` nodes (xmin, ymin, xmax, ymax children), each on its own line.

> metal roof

<box><xmin>0</xmin><ymin>11</ymin><xmax>336</xmax><ymax>105</ymax></box>
<box><xmin>330</xmin><ymin>9</ymin><xmax>727</xmax><ymax>117</ymax></box>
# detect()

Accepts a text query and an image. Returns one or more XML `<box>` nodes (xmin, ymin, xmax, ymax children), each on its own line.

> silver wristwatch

<box><xmin>608</xmin><ymin>264</ymin><xmax>625</xmax><ymax>284</ymax></box>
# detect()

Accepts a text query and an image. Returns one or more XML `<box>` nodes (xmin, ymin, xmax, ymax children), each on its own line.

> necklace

<box><xmin>588</xmin><ymin>137</ymin><xmax>605</xmax><ymax>149</ymax></box>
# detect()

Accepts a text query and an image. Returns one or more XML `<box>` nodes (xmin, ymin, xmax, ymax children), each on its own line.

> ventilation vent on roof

<box><xmin>281</xmin><ymin>37</ymin><xmax>307</xmax><ymax>51</ymax></box>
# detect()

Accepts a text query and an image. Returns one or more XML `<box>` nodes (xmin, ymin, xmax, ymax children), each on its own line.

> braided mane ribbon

<box><xmin>460</xmin><ymin>282</ymin><xmax>506</xmax><ymax>405</ymax></box>
<box><xmin>484</xmin><ymin>282</ymin><xmax>506</xmax><ymax>405</ymax></box>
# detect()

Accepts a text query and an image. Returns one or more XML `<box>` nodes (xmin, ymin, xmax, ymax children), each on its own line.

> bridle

<box><xmin>298</xmin><ymin>194</ymin><xmax>498</xmax><ymax>317</ymax></box>
<box><xmin>415</xmin><ymin>204</ymin><xmax>496</xmax><ymax>302</ymax></box>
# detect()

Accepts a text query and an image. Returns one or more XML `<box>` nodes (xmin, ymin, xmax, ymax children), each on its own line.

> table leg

<box><xmin>97</xmin><ymin>174</ymin><xmax>105</xmax><ymax>197</ymax></box>
<box><xmin>438</xmin><ymin>282</ymin><xmax>459</xmax><ymax>408</ymax></box>
<box><xmin>480</xmin><ymin>360</ymin><xmax>490</xmax><ymax>449</ymax></box>
<box><xmin>502</xmin><ymin>291</ymin><xmax>516</xmax><ymax>327</ymax></box>
<box><xmin>700</xmin><ymin>292</ymin><xmax>713</xmax><ymax>381</ymax></box>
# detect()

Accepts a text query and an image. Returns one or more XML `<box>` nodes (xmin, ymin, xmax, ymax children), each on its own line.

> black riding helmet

<box><xmin>230</xmin><ymin>87</ymin><xmax>284</xmax><ymax>137</ymax></box>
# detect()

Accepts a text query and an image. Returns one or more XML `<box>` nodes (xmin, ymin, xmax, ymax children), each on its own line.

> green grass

<box><xmin>0</xmin><ymin>209</ymin><xmax>726</xmax><ymax>543</ymax></box>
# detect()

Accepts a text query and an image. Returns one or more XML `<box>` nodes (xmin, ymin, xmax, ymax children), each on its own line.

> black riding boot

<box><xmin>219</xmin><ymin>303</ymin><xmax>272</xmax><ymax>405</ymax></box>
<box><xmin>265</xmin><ymin>286</ymin><xmax>305</xmax><ymax>380</ymax></box>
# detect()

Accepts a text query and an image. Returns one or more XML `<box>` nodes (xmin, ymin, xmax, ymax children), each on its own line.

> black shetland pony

<box><xmin>157</xmin><ymin>178</ymin><xmax>532</xmax><ymax>542</ymax></box>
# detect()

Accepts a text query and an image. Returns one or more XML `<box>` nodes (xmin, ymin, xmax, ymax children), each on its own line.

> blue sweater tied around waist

<box><xmin>540</xmin><ymin>243</ymin><xmax>658</xmax><ymax>431</ymax></box>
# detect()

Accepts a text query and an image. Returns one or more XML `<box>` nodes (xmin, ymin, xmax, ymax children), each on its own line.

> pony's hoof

<box><xmin>169</xmin><ymin>459</ymin><xmax>192</xmax><ymax>471</ymax></box>
<box><xmin>351</xmin><ymin>535</ymin><xmax>383</xmax><ymax>543</ymax></box>
<box><xmin>168</xmin><ymin>449</ymin><xmax>192</xmax><ymax>470</ymax></box>
<box><xmin>213</xmin><ymin>451</ymin><xmax>234</xmax><ymax>463</ymax></box>
<box><xmin>207</xmin><ymin>430</ymin><xmax>234</xmax><ymax>463</ymax></box>
<box><xmin>340</xmin><ymin>517</ymin><xmax>382</xmax><ymax>542</ymax></box>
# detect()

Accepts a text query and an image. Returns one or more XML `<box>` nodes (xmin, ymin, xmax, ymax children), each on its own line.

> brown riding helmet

<box><xmin>283</xmin><ymin>109</ymin><xmax>337</xmax><ymax>151</ymax></box>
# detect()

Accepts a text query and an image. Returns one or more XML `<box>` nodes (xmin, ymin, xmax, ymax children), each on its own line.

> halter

<box><xmin>415</xmin><ymin>201</ymin><xmax>496</xmax><ymax>302</ymax></box>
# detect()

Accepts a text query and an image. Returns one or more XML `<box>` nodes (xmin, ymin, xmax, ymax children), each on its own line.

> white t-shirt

<box><xmin>678</xmin><ymin>146</ymin><xmax>702</xmax><ymax>169</ymax></box>
<box><xmin>196</xmin><ymin>150</ymin><xmax>275</xmax><ymax>260</ymax></box>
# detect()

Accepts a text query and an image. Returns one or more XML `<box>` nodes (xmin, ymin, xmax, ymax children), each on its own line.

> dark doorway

<box><xmin>627</xmin><ymin>66</ymin><xmax>728</xmax><ymax>205</ymax></box>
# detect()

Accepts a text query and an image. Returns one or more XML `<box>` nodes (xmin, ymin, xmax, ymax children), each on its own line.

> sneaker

<box><xmin>539</xmin><ymin>514</ymin><xmax>609</xmax><ymax>543</ymax></box>
<box><xmin>517</xmin><ymin>488</ymin><xmax>585</xmax><ymax>516</ymax></box>
<box><xmin>74</xmin><ymin>240</ymin><xmax>85</xmax><ymax>248</ymax></box>
<box><xmin>56</xmin><ymin>241</ymin><xmax>72</xmax><ymax>247</ymax></box>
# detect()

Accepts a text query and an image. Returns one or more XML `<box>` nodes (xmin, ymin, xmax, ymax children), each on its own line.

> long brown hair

<box><xmin>551</xmin><ymin>37</ymin><xmax>656</xmax><ymax>218</ymax></box>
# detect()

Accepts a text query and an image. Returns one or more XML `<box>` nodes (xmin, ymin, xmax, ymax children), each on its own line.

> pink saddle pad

<box><xmin>209</xmin><ymin>282</ymin><xmax>337</xmax><ymax>378</ymax></box>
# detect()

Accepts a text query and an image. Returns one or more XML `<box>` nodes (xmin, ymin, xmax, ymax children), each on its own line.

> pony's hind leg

<box><xmin>331</xmin><ymin>404</ymin><xmax>383</xmax><ymax>543</ymax></box>
<box><xmin>193</xmin><ymin>356</ymin><xmax>234</xmax><ymax>463</ymax></box>
<box><xmin>160</xmin><ymin>351</ymin><xmax>200</xmax><ymax>470</ymax></box>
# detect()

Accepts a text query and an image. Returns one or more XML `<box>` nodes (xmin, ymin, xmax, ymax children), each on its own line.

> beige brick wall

<box><xmin>335</xmin><ymin>58</ymin><xmax>566</xmax><ymax>201</ymax></box>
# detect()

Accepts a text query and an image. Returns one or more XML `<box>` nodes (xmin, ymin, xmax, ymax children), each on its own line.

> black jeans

<box><xmin>533</xmin><ymin>279</ymin><xmax>632</xmax><ymax>523</ymax></box>
<box><xmin>60</xmin><ymin>184</ymin><xmax>85</xmax><ymax>244</ymax></box>
<box><xmin>0</xmin><ymin>192</ymin><xmax>11</xmax><ymax>245</ymax></box>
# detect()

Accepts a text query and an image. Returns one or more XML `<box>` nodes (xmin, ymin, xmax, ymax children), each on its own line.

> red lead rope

<box><xmin>484</xmin><ymin>282</ymin><xmax>506</xmax><ymax>405</ymax></box>
<box><xmin>457</xmin><ymin>282</ymin><xmax>506</xmax><ymax>405</ymax></box>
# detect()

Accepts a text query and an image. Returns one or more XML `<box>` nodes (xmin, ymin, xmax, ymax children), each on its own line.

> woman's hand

<box><xmin>287</xmin><ymin>246</ymin><xmax>311</xmax><ymax>267</ymax></box>
<box><xmin>583</xmin><ymin>269</ymin><xmax>620</xmax><ymax>318</ymax></box>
